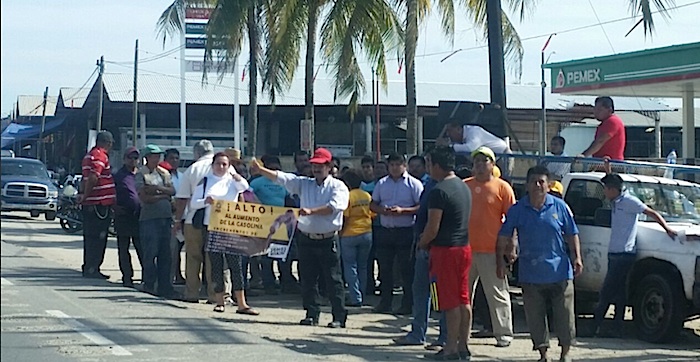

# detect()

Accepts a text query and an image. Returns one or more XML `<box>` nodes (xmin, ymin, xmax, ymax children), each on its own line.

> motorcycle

<box><xmin>57</xmin><ymin>195</ymin><xmax>116</xmax><ymax>237</ymax></box>
<box><xmin>57</xmin><ymin>195</ymin><xmax>82</xmax><ymax>234</ymax></box>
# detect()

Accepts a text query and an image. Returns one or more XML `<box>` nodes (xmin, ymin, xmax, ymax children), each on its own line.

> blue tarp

<box><xmin>1</xmin><ymin>117</ymin><xmax>65</xmax><ymax>149</ymax></box>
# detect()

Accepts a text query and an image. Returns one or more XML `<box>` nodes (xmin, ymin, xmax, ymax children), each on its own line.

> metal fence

<box><xmin>492</xmin><ymin>154</ymin><xmax>700</xmax><ymax>185</ymax></box>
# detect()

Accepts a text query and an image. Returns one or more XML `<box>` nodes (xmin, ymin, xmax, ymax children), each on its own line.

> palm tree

<box><xmin>156</xmin><ymin>0</ymin><xmax>263</xmax><ymax>156</ymax></box>
<box><xmin>263</xmin><ymin>0</ymin><xmax>402</xmax><ymax>150</ymax></box>
<box><xmin>399</xmin><ymin>0</ymin><xmax>526</xmax><ymax>155</ymax></box>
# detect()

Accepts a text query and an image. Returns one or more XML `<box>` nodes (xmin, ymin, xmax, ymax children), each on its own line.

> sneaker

<box><xmin>299</xmin><ymin>317</ymin><xmax>319</xmax><ymax>326</ymax></box>
<box><xmin>426</xmin><ymin>350</ymin><xmax>460</xmax><ymax>361</ymax></box>
<box><xmin>471</xmin><ymin>329</ymin><xmax>494</xmax><ymax>338</ymax></box>
<box><xmin>327</xmin><ymin>320</ymin><xmax>346</xmax><ymax>328</ymax></box>
<box><xmin>424</xmin><ymin>341</ymin><xmax>445</xmax><ymax>351</ymax></box>
<box><xmin>122</xmin><ymin>279</ymin><xmax>134</xmax><ymax>288</ymax></box>
<box><xmin>495</xmin><ymin>338</ymin><xmax>511</xmax><ymax>347</ymax></box>
<box><xmin>392</xmin><ymin>336</ymin><xmax>424</xmax><ymax>346</ymax></box>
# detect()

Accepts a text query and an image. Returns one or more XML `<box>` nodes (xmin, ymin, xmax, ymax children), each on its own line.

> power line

<box><xmin>62</xmin><ymin>66</ymin><xmax>99</xmax><ymax>103</ymax></box>
<box><xmin>434</xmin><ymin>0</ymin><xmax>700</xmax><ymax>62</ymax></box>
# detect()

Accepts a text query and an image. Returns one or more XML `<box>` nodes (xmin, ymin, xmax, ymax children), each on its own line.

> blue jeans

<box><xmin>140</xmin><ymin>218</ymin><xmax>173</xmax><ymax>295</ymax></box>
<box><xmin>340</xmin><ymin>232</ymin><xmax>372</xmax><ymax>304</ymax></box>
<box><xmin>405</xmin><ymin>248</ymin><xmax>447</xmax><ymax>344</ymax></box>
<box><xmin>593</xmin><ymin>253</ymin><xmax>636</xmax><ymax>330</ymax></box>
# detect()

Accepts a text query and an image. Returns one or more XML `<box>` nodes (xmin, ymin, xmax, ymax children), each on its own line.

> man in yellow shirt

<box><xmin>464</xmin><ymin>146</ymin><xmax>516</xmax><ymax>348</ymax></box>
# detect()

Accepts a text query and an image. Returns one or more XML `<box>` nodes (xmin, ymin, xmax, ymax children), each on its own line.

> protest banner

<box><xmin>206</xmin><ymin>201</ymin><xmax>298</xmax><ymax>259</ymax></box>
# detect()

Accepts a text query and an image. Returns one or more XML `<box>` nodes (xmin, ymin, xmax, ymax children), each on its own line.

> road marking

<box><xmin>1</xmin><ymin>277</ymin><xmax>13</xmax><ymax>285</ymax></box>
<box><xmin>46</xmin><ymin>310</ymin><xmax>132</xmax><ymax>356</ymax></box>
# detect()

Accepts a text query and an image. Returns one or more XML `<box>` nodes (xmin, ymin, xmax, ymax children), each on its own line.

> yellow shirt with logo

<box><xmin>342</xmin><ymin>189</ymin><xmax>374</xmax><ymax>237</ymax></box>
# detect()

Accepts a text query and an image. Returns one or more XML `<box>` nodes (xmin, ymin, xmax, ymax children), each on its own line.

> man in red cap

<box><xmin>113</xmin><ymin>147</ymin><xmax>143</xmax><ymax>287</ymax></box>
<box><xmin>250</xmin><ymin>148</ymin><xmax>349</xmax><ymax>328</ymax></box>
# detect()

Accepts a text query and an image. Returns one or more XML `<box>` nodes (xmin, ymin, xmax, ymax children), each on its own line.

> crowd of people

<box><xmin>77</xmin><ymin>99</ymin><xmax>671</xmax><ymax>361</ymax></box>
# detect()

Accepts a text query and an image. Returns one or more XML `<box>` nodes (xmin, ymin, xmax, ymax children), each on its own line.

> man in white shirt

<box><xmin>173</xmin><ymin>140</ymin><xmax>216</xmax><ymax>303</ymax></box>
<box><xmin>250</xmin><ymin>148</ymin><xmax>350</xmax><ymax>328</ymax></box>
<box><xmin>546</xmin><ymin>136</ymin><xmax>571</xmax><ymax>181</ymax></box>
<box><xmin>438</xmin><ymin>122</ymin><xmax>511</xmax><ymax>155</ymax></box>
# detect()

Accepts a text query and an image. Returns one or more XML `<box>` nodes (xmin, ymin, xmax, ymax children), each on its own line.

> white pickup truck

<box><xmin>559</xmin><ymin>172</ymin><xmax>700</xmax><ymax>343</ymax></box>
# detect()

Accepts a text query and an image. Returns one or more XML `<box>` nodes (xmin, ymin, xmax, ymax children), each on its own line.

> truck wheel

<box><xmin>30</xmin><ymin>210</ymin><xmax>41</xmax><ymax>218</ymax></box>
<box><xmin>633</xmin><ymin>273</ymin><xmax>686</xmax><ymax>343</ymax></box>
<box><xmin>45</xmin><ymin>211</ymin><xmax>57</xmax><ymax>221</ymax></box>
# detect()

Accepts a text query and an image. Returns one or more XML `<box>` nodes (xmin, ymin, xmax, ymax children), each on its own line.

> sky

<box><xmin>2</xmin><ymin>0</ymin><xmax>699</xmax><ymax>117</ymax></box>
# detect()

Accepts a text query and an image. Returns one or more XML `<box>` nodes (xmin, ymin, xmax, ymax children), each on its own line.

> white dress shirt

<box><xmin>175</xmin><ymin>153</ymin><xmax>240</xmax><ymax>224</ymax></box>
<box><xmin>451</xmin><ymin>125</ymin><xmax>510</xmax><ymax>155</ymax></box>
<box><xmin>275</xmin><ymin>171</ymin><xmax>349</xmax><ymax>234</ymax></box>
<box><xmin>189</xmin><ymin>172</ymin><xmax>249</xmax><ymax>227</ymax></box>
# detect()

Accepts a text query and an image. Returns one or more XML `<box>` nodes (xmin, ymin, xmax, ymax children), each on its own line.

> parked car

<box><xmin>1</xmin><ymin>157</ymin><xmax>59</xmax><ymax>220</ymax></box>
<box><xmin>561</xmin><ymin>171</ymin><xmax>700</xmax><ymax>343</ymax></box>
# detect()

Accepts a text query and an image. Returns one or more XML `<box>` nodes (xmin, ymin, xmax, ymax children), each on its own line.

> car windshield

<box><xmin>1</xmin><ymin>161</ymin><xmax>50</xmax><ymax>179</ymax></box>
<box><xmin>626</xmin><ymin>182</ymin><xmax>700</xmax><ymax>224</ymax></box>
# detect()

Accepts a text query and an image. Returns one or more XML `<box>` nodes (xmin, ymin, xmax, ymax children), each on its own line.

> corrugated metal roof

<box><xmin>58</xmin><ymin>87</ymin><xmax>90</xmax><ymax>109</ymax></box>
<box><xmin>102</xmin><ymin>72</ymin><xmax>672</xmax><ymax>112</ymax></box>
<box><xmin>16</xmin><ymin>95</ymin><xmax>57</xmax><ymax>117</ymax></box>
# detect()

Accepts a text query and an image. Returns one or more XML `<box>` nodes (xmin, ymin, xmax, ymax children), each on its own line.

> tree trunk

<box><xmin>247</xmin><ymin>4</ymin><xmax>259</xmax><ymax>156</ymax></box>
<box><xmin>405</xmin><ymin>0</ymin><xmax>418</xmax><ymax>156</ymax></box>
<box><xmin>305</xmin><ymin>1</ymin><xmax>318</xmax><ymax>151</ymax></box>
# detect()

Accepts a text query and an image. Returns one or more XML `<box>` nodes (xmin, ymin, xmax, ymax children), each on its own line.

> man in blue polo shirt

<box><xmin>498</xmin><ymin>166</ymin><xmax>582</xmax><ymax>362</ymax></box>
<box><xmin>585</xmin><ymin>172</ymin><xmax>676</xmax><ymax>338</ymax></box>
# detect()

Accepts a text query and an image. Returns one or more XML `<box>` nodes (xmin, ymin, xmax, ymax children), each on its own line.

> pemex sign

<box><xmin>546</xmin><ymin>42</ymin><xmax>700</xmax><ymax>94</ymax></box>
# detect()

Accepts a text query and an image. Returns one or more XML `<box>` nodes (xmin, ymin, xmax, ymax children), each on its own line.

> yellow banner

<box><xmin>208</xmin><ymin>201</ymin><xmax>299</xmax><ymax>242</ymax></box>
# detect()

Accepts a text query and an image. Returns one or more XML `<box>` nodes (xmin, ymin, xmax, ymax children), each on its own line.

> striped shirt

<box><xmin>81</xmin><ymin>146</ymin><xmax>116</xmax><ymax>205</ymax></box>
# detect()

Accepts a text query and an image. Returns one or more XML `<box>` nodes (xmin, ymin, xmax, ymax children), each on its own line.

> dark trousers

<box><xmin>209</xmin><ymin>251</ymin><xmax>244</xmax><ymax>293</ymax></box>
<box><xmin>376</xmin><ymin>227</ymin><xmax>414</xmax><ymax>310</ymax></box>
<box><xmin>82</xmin><ymin>205</ymin><xmax>111</xmax><ymax>275</ymax></box>
<box><xmin>297</xmin><ymin>233</ymin><xmax>347</xmax><ymax>322</ymax></box>
<box><xmin>115</xmin><ymin>214</ymin><xmax>143</xmax><ymax>282</ymax></box>
<box><xmin>279</xmin><ymin>236</ymin><xmax>298</xmax><ymax>285</ymax></box>
<box><xmin>593</xmin><ymin>253</ymin><xmax>636</xmax><ymax>330</ymax></box>
<box><xmin>140</xmin><ymin>218</ymin><xmax>173</xmax><ymax>295</ymax></box>
<box><xmin>366</xmin><ymin>224</ymin><xmax>381</xmax><ymax>294</ymax></box>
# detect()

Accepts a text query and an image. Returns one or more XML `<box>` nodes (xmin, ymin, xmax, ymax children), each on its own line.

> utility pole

<box><xmin>132</xmin><ymin>40</ymin><xmax>139</xmax><ymax>147</ymax></box>
<box><xmin>540</xmin><ymin>34</ymin><xmax>555</xmax><ymax>155</ymax></box>
<box><xmin>39</xmin><ymin>86</ymin><xmax>48</xmax><ymax>162</ymax></box>
<box><xmin>486</xmin><ymin>0</ymin><xmax>507</xmax><ymax>137</ymax></box>
<box><xmin>96</xmin><ymin>56</ymin><xmax>105</xmax><ymax>131</ymax></box>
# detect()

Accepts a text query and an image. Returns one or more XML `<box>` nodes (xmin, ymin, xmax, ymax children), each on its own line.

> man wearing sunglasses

<box><xmin>113</xmin><ymin>147</ymin><xmax>144</xmax><ymax>287</ymax></box>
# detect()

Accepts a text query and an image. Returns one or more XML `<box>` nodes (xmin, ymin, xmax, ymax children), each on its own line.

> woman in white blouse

<box><xmin>190</xmin><ymin>152</ymin><xmax>259</xmax><ymax>315</ymax></box>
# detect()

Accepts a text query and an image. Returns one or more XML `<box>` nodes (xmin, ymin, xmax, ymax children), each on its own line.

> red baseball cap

<box><xmin>158</xmin><ymin>161</ymin><xmax>173</xmax><ymax>171</ymax></box>
<box><xmin>309</xmin><ymin>148</ymin><xmax>333</xmax><ymax>164</ymax></box>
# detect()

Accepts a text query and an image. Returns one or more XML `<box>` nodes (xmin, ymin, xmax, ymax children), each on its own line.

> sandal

<box><xmin>213</xmin><ymin>305</ymin><xmax>225</xmax><ymax>313</ymax></box>
<box><xmin>236</xmin><ymin>307</ymin><xmax>260</xmax><ymax>316</ymax></box>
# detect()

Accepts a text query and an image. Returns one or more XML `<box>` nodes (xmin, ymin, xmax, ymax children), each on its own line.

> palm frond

<box><xmin>628</xmin><ymin>0</ymin><xmax>675</xmax><ymax>36</ymax></box>
<box><xmin>460</xmin><ymin>1</ymin><xmax>524</xmax><ymax>80</ymax></box>
<box><xmin>203</xmin><ymin>0</ymin><xmax>250</xmax><ymax>82</ymax></box>
<box><xmin>434</xmin><ymin>0</ymin><xmax>456</xmax><ymax>45</ymax></box>
<box><xmin>156</xmin><ymin>0</ymin><xmax>185</xmax><ymax>47</ymax></box>
<box><xmin>262</xmin><ymin>0</ymin><xmax>307</xmax><ymax>104</ymax></box>
<box><xmin>320</xmin><ymin>0</ymin><xmax>401</xmax><ymax>117</ymax></box>
<box><xmin>501</xmin><ymin>12</ymin><xmax>524</xmax><ymax>80</ymax></box>
<box><xmin>503</xmin><ymin>0</ymin><xmax>539</xmax><ymax>21</ymax></box>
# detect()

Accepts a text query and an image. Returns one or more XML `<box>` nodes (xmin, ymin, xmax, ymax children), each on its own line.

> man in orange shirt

<box><xmin>464</xmin><ymin>146</ymin><xmax>516</xmax><ymax>347</ymax></box>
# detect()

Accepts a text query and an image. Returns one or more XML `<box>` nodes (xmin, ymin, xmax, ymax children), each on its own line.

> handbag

<box><xmin>192</xmin><ymin>177</ymin><xmax>208</xmax><ymax>229</ymax></box>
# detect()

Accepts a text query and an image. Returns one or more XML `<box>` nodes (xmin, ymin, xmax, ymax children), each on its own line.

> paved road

<box><xmin>1</xmin><ymin>212</ymin><xmax>699</xmax><ymax>361</ymax></box>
